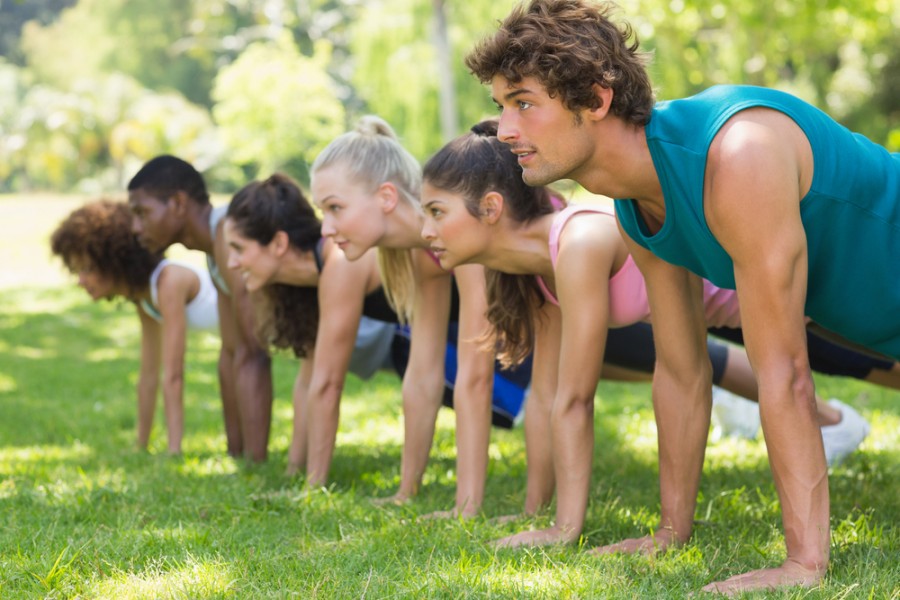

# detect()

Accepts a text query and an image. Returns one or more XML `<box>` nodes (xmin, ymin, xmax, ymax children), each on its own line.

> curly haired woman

<box><xmin>51</xmin><ymin>200</ymin><xmax>218</xmax><ymax>454</ymax></box>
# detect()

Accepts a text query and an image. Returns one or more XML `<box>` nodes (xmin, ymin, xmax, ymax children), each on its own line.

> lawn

<box><xmin>0</xmin><ymin>194</ymin><xmax>898</xmax><ymax>599</ymax></box>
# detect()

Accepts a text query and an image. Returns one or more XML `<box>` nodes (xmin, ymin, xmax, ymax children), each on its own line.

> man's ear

<box><xmin>480</xmin><ymin>191</ymin><xmax>504</xmax><ymax>225</ymax></box>
<box><xmin>270</xmin><ymin>230</ymin><xmax>290</xmax><ymax>257</ymax></box>
<box><xmin>376</xmin><ymin>182</ymin><xmax>400</xmax><ymax>214</ymax></box>
<box><xmin>586</xmin><ymin>83</ymin><xmax>615</xmax><ymax>121</ymax></box>
<box><xmin>168</xmin><ymin>190</ymin><xmax>190</xmax><ymax>216</ymax></box>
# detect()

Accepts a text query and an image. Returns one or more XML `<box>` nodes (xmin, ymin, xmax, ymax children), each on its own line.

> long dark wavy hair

<box><xmin>50</xmin><ymin>199</ymin><xmax>162</xmax><ymax>300</ymax></box>
<box><xmin>227</xmin><ymin>173</ymin><xmax>322</xmax><ymax>357</ymax></box>
<box><xmin>423</xmin><ymin>119</ymin><xmax>562</xmax><ymax>366</ymax></box>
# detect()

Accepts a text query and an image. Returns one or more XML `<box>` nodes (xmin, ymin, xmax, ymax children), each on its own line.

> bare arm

<box><xmin>216</xmin><ymin>232</ymin><xmax>273</xmax><ymax>462</ymax></box>
<box><xmin>498</xmin><ymin>215</ymin><xmax>618</xmax><ymax>547</ymax></box>
<box><xmin>136</xmin><ymin>304</ymin><xmax>161</xmax><ymax>450</ymax></box>
<box><xmin>592</xmin><ymin>235</ymin><xmax>712</xmax><ymax>556</ymax></box>
<box><xmin>287</xmin><ymin>357</ymin><xmax>314</xmax><ymax>475</ymax></box>
<box><xmin>522</xmin><ymin>302</ymin><xmax>562</xmax><ymax>514</ymax></box>
<box><xmin>155</xmin><ymin>264</ymin><xmax>194</xmax><ymax>455</ymax></box>
<box><xmin>447</xmin><ymin>263</ymin><xmax>496</xmax><ymax>517</ymax></box>
<box><xmin>215</xmin><ymin>291</ymin><xmax>243</xmax><ymax>457</ymax></box>
<box><xmin>304</xmin><ymin>251</ymin><xmax>369</xmax><ymax>487</ymax></box>
<box><xmin>701</xmin><ymin>112</ymin><xmax>827</xmax><ymax>593</ymax></box>
<box><xmin>393</xmin><ymin>251</ymin><xmax>451</xmax><ymax>501</ymax></box>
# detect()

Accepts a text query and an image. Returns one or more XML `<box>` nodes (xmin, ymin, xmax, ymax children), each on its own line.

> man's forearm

<box><xmin>233</xmin><ymin>345</ymin><xmax>273</xmax><ymax>462</ymax></box>
<box><xmin>654</xmin><ymin>371</ymin><xmax>710</xmax><ymax>542</ymax></box>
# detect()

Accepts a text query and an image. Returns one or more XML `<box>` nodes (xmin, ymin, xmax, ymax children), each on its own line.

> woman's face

<box><xmin>223</xmin><ymin>218</ymin><xmax>280</xmax><ymax>293</ymax></box>
<box><xmin>312</xmin><ymin>165</ymin><xmax>386</xmax><ymax>261</ymax></box>
<box><xmin>420</xmin><ymin>181</ymin><xmax>489</xmax><ymax>270</ymax></box>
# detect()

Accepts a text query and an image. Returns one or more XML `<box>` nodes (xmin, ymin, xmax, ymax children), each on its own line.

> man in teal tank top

<box><xmin>467</xmin><ymin>0</ymin><xmax>899</xmax><ymax>595</ymax></box>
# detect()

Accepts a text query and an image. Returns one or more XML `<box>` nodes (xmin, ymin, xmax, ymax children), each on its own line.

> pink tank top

<box><xmin>536</xmin><ymin>204</ymin><xmax>742</xmax><ymax>328</ymax></box>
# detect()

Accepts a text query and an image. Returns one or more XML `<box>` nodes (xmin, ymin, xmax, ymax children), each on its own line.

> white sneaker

<box><xmin>821</xmin><ymin>399</ymin><xmax>870</xmax><ymax>466</ymax></box>
<box><xmin>710</xmin><ymin>386</ymin><xmax>761</xmax><ymax>441</ymax></box>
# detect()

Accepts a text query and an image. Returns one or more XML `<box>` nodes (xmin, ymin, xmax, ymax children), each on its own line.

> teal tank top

<box><xmin>615</xmin><ymin>85</ymin><xmax>900</xmax><ymax>359</ymax></box>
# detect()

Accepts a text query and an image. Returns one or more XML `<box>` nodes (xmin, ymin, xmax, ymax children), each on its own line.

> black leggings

<box><xmin>602</xmin><ymin>322</ymin><xmax>894</xmax><ymax>383</ymax></box>
<box><xmin>603</xmin><ymin>322</ymin><xmax>729</xmax><ymax>384</ymax></box>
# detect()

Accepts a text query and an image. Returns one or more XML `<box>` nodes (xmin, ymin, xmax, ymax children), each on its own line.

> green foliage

<box><xmin>348</xmin><ymin>0</ymin><xmax>516</xmax><ymax>160</ymax></box>
<box><xmin>624</xmin><ymin>0</ymin><xmax>900</xmax><ymax>144</ymax></box>
<box><xmin>212</xmin><ymin>35</ymin><xmax>346</xmax><ymax>184</ymax></box>
<box><xmin>2</xmin><ymin>0</ymin><xmax>899</xmax><ymax>190</ymax></box>
<box><xmin>20</xmin><ymin>0</ymin><xmax>215</xmax><ymax>106</ymax></box>
<box><xmin>0</xmin><ymin>66</ymin><xmax>218</xmax><ymax>193</ymax></box>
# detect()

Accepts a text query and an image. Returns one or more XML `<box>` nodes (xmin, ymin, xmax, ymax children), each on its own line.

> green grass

<box><xmin>1</xmin><ymin>286</ymin><xmax>898</xmax><ymax>599</ymax></box>
<box><xmin>1</xmin><ymin>195</ymin><xmax>899</xmax><ymax>598</ymax></box>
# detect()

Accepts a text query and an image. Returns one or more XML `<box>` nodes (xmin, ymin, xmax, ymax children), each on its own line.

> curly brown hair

<box><xmin>50</xmin><ymin>199</ymin><xmax>162</xmax><ymax>299</ymax></box>
<box><xmin>227</xmin><ymin>173</ymin><xmax>321</xmax><ymax>358</ymax></box>
<box><xmin>466</xmin><ymin>0</ymin><xmax>654</xmax><ymax>125</ymax></box>
<box><xmin>423</xmin><ymin>119</ymin><xmax>562</xmax><ymax>367</ymax></box>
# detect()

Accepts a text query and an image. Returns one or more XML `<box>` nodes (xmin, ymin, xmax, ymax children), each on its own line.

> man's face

<box><xmin>491</xmin><ymin>75</ymin><xmax>595</xmax><ymax>187</ymax></box>
<box><xmin>128</xmin><ymin>188</ymin><xmax>182</xmax><ymax>253</ymax></box>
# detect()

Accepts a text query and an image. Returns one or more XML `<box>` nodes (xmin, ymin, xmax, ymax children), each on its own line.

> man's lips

<box><xmin>511</xmin><ymin>147</ymin><xmax>536</xmax><ymax>165</ymax></box>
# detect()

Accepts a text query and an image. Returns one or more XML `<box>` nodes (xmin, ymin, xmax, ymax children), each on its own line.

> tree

<box><xmin>211</xmin><ymin>34</ymin><xmax>345</xmax><ymax>183</ymax></box>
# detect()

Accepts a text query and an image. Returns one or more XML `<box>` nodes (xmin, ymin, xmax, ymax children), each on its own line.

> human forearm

<box><xmin>451</xmin><ymin>375</ymin><xmax>492</xmax><ymax>516</ymax></box>
<box><xmin>217</xmin><ymin>348</ymin><xmax>243</xmax><ymax>457</ymax></box>
<box><xmin>233</xmin><ymin>345</ymin><xmax>273</xmax><ymax>461</ymax></box>
<box><xmin>305</xmin><ymin>380</ymin><xmax>342</xmax><ymax>487</ymax></box>
<box><xmin>551</xmin><ymin>393</ymin><xmax>594</xmax><ymax>540</ymax></box>
<box><xmin>288</xmin><ymin>368</ymin><xmax>311</xmax><ymax>473</ymax></box>
<box><xmin>161</xmin><ymin>371</ymin><xmax>185</xmax><ymax>454</ymax></box>
<box><xmin>523</xmin><ymin>389</ymin><xmax>555</xmax><ymax>514</ymax></box>
<box><xmin>653</xmin><ymin>367</ymin><xmax>710</xmax><ymax>543</ymax></box>
<box><xmin>397</xmin><ymin>375</ymin><xmax>444</xmax><ymax>498</ymax></box>
<box><xmin>135</xmin><ymin>375</ymin><xmax>158</xmax><ymax>449</ymax></box>
<box><xmin>757</xmin><ymin>367</ymin><xmax>829</xmax><ymax>569</ymax></box>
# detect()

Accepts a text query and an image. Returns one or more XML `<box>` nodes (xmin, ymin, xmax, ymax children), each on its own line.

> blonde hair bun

<box><xmin>354</xmin><ymin>115</ymin><xmax>397</xmax><ymax>140</ymax></box>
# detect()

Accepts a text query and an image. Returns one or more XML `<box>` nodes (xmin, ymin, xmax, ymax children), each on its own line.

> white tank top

<box><xmin>142</xmin><ymin>259</ymin><xmax>219</xmax><ymax>330</ymax></box>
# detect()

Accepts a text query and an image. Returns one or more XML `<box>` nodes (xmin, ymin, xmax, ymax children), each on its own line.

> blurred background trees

<box><xmin>0</xmin><ymin>0</ymin><xmax>898</xmax><ymax>194</ymax></box>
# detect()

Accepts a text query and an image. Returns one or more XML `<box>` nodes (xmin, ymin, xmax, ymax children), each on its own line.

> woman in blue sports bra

<box><xmin>51</xmin><ymin>200</ymin><xmax>218</xmax><ymax>455</ymax></box>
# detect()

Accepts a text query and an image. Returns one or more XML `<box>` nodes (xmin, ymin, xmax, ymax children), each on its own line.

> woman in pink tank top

<box><xmin>420</xmin><ymin>119</ymin><xmax>887</xmax><ymax>551</ymax></box>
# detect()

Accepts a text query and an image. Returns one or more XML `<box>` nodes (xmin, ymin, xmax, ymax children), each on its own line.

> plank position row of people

<box><xmin>50</xmin><ymin>0</ymin><xmax>900</xmax><ymax>591</ymax></box>
<box><xmin>52</xmin><ymin>129</ymin><xmax>885</xmax><ymax>525</ymax></box>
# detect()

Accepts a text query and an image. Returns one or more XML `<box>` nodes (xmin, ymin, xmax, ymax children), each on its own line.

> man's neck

<box><xmin>180</xmin><ymin>204</ymin><xmax>215</xmax><ymax>254</ymax></box>
<box><xmin>578</xmin><ymin>122</ymin><xmax>664</xmax><ymax>209</ymax></box>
